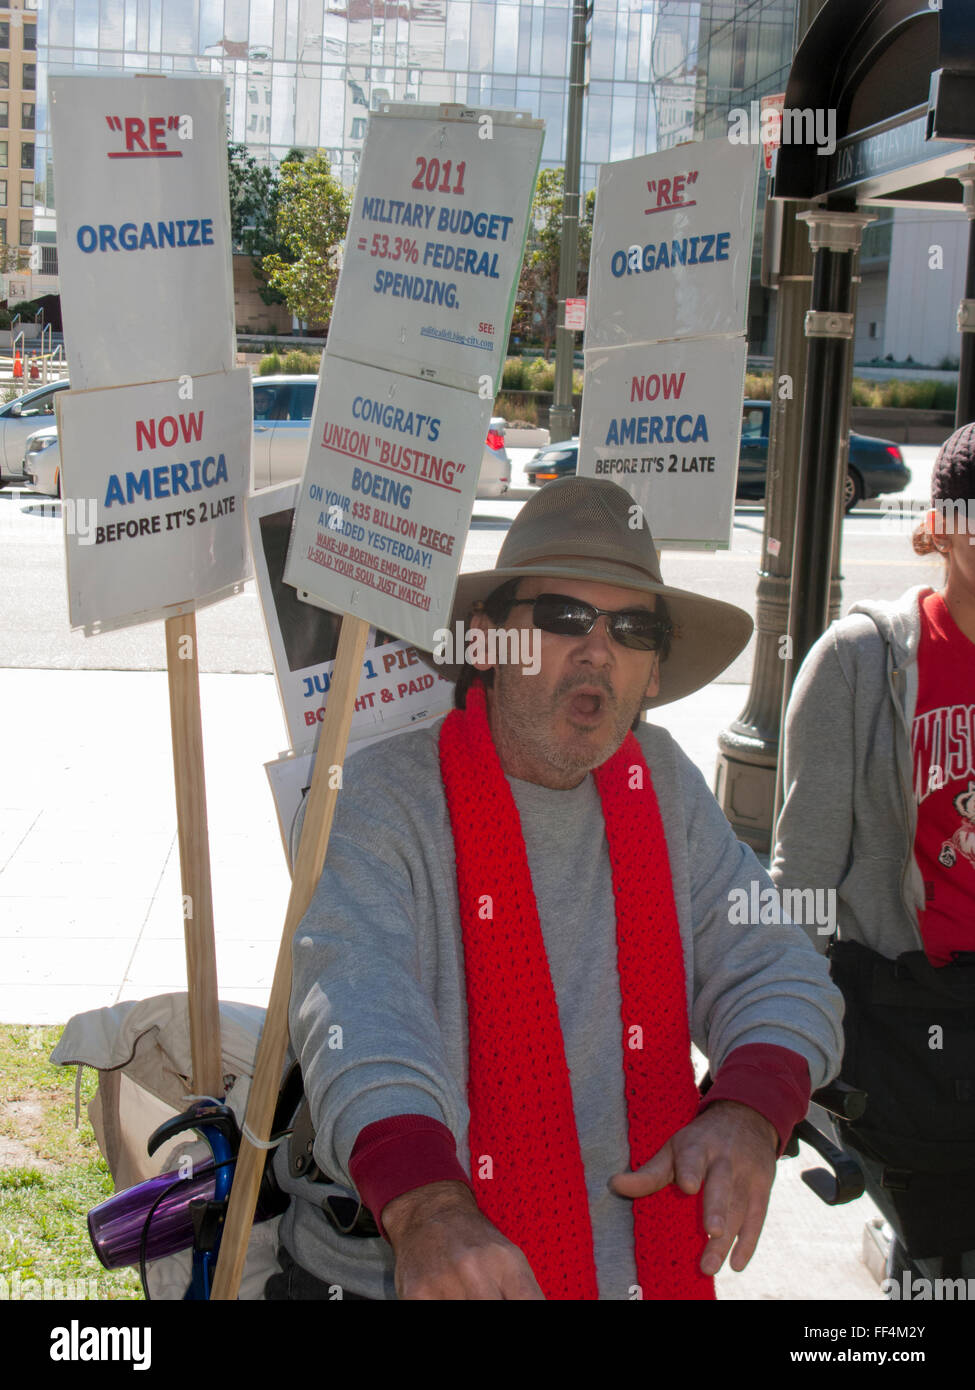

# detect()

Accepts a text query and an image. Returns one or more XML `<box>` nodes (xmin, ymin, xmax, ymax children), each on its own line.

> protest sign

<box><xmin>327</xmin><ymin>104</ymin><xmax>543</xmax><ymax>393</ymax></box>
<box><xmin>584</xmin><ymin>141</ymin><xmax>758</xmax><ymax>350</ymax></box>
<box><xmin>283</xmin><ymin>354</ymin><xmax>494</xmax><ymax>649</ymax></box>
<box><xmin>579</xmin><ymin>337</ymin><xmax>748</xmax><ymax>547</ymax></box>
<box><xmin>51</xmin><ymin>72</ymin><xmax>242</xmax><ymax>1096</ymax></box>
<box><xmin>246</xmin><ymin>483</ymin><xmax>452</xmax><ymax>752</ymax></box>
<box><xmin>60</xmin><ymin>368</ymin><xmax>252</xmax><ymax>632</ymax></box>
<box><xmin>50</xmin><ymin>74</ymin><xmax>234</xmax><ymax>392</ymax></box>
<box><xmin>579</xmin><ymin>140</ymin><xmax>758</xmax><ymax>548</ymax></box>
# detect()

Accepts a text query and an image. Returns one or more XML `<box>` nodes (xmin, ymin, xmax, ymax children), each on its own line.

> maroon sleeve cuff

<box><xmin>348</xmin><ymin>1113</ymin><xmax>472</xmax><ymax>1241</ymax></box>
<box><xmin>699</xmin><ymin>1043</ymin><xmax>811</xmax><ymax>1156</ymax></box>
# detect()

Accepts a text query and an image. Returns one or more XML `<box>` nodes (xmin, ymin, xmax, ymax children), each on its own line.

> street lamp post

<box><xmin>549</xmin><ymin>0</ymin><xmax>588</xmax><ymax>444</ymax></box>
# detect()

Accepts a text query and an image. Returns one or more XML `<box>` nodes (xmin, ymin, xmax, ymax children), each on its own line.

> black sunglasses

<box><xmin>505</xmin><ymin>593</ymin><xmax>673</xmax><ymax>652</ymax></box>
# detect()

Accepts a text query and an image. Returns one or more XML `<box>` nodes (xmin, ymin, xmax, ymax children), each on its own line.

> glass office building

<box><xmin>32</xmin><ymin>0</ymin><xmax>798</xmax><ymax>341</ymax></box>
<box><xmin>33</xmin><ymin>1</ymin><xmax>739</xmax><ymax>212</ymax></box>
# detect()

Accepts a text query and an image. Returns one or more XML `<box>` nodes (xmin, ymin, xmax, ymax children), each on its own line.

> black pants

<box><xmin>264</xmin><ymin>1246</ymin><xmax>374</xmax><ymax>1301</ymax></box>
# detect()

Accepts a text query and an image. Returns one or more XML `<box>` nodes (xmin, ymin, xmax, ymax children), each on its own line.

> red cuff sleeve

<box><xmin>348</xmin><ymin>1113</ymin><xmax>472</xmax><ymax>1241</ymax></box>
<box><xmin>699</xmin><ymin>1043</ymin><xmax>811</xmax><ymax>1156</ymax></box>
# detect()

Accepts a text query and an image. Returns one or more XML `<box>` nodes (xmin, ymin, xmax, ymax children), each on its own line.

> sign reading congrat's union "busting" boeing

<box><xmin>49</xmin><ymin>76</ymin><xmax>235</xmax><ymax>392</ymax></box>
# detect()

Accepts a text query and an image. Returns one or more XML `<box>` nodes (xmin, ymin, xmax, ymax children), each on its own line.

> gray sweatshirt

<box><xmin>274</xmin><ymin>716</ymin><xmax>844</xmax><ymax>1299</ymax></box>
<box><xmin>771</xmin><ymin>586</ymin><xmax>928</xmax><ymax>957</ymax></box>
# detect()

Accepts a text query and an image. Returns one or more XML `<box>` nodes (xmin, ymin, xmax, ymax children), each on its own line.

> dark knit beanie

<box><xmin>931</xmin><ymin>422</ymin><xmax>975</xmax><ymax>502</ymax></box>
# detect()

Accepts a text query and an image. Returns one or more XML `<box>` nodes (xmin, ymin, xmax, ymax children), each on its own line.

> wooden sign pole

<box><xmin>164</xmin><ymin>609</ymin><xmax>222</xmax><ymax>1099</ymax></box>
<box><xmin>210</xmin><ymin>614</ymin><xmax>370</xmax><ymax>1301</ymax></box>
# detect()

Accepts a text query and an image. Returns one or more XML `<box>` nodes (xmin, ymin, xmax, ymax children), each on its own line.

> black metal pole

<box><xmin>772</xmin><ymin>208</ymin><xmax>871</xmax><ymax>830</ymax></box>
<box><xmin>550</xmin><ymin>0</ymin><xmax>587</xmax><ymax>443</ymax></box>
<box><xmin>789</xmin><ymin>241</ymin><xmax>855</xmax><ymax>661</ymax></box>
<box><xmin>955</xmin><ymin>201</ymin><xmax>975</xmax><ymax>428</ymax></box>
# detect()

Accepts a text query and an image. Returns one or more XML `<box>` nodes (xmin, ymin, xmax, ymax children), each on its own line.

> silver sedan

<box><xmin>19</xmin><ymin>375</ymin><xmax>511</xmax><ymax>499</ymax></box>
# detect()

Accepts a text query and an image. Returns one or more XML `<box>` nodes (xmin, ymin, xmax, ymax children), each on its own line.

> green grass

<box><xmin>0</xmin><ymin>1024</ymin><xmax>143</xmax><ymax>1300</ymax></box>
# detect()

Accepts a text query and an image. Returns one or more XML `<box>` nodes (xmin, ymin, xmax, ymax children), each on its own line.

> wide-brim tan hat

<box><xmin>420</xmin><ymin>475</ymin><xmax>752</xmax><ymax>710</ymax></box>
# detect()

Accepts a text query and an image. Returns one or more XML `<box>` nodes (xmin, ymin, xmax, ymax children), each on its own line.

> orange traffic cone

<box><xmin>28</xmin><ymin>355</ymin><xmax>38</xmax><ymax>380</ymax></box>
<box><xmin>12</xmin><ymin>349</ymin><xmax>21</xmax><ymax>379</ymax></box>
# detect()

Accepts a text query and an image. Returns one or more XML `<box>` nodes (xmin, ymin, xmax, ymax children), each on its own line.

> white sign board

<box><xmin>565</xmin><ymin>297</ymin><xmax>586</xmax><ymax>331</ymax></box>
<box><xmin>247</xmin><ymin>483</ymin><xmax>452</xmax><ymax>753</ymax></box>
<box><xmin>585</xmin><ymin>142</ymin><xmax>759</xmax><ymax>350</ymax></box>
<box><xmin>578</xmin><ymin>337</ymin><xmax>748</xmax><ymax>547</ymax></box>
<box><xmin>50</xmin><ymin>75</ymin><xmax>235</xmax><ymax>392</ymax></box>
<box><xmin>60</xmin><ymin>368</ymin><xmax>252</xmax><ymax>631</ymax></box>
<box><xmin>283</xmin><ymin>356</ymin><xmax>491</xmax><ymax>649</ymax></box>
<box><xmin>326</xmin><ymin>104</ymin><xmax>543</xmax><ymax>393</ymax></box>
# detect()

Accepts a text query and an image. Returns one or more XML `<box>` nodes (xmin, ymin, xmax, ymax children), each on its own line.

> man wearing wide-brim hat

<box><xmin>270</xmin><ymin>476</ymin><xmax>843</xmax><ymax>1302</ymax></box>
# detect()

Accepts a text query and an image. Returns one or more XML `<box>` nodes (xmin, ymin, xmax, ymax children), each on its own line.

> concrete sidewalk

<box><xmin>0</xmin><ymin>666</ymin><xmax>884</xmax><ymax>1301</ymax></box>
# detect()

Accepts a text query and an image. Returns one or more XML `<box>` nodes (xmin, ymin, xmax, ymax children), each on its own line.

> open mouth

<box><xmin>565</xmin><ymin>688</ymin><xmax>606</xmax><ymax>723</ymax></box>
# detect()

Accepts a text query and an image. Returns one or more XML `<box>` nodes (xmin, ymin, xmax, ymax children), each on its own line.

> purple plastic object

<box><xmin>88</xmin><ymin>1160</ymin><xmax>219</xmax><ymax>1269</ymax></box>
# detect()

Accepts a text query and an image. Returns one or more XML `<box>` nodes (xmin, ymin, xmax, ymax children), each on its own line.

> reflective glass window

<box><xmin>0</xmin><ymin>23</ymin><xmax>8</xmax><ymax>49</ymax></box>
<box><xmin>541</xmin><ymin>4</ymin><xmax>566</xmax><ymax>76</ymax></box>
<box><xmin>493</xmin><ymin>3</ymin><xmax>518</xmax><ymax>74</ymax></box>
<box><xmin>445</xmin><ymin>2</ymin><xmax>470</xmax><ymax>69</ymax></box>
<box><xmin>470</xmin><ymin>3</ymin><xmax>494</xmax><ymax>70</ymax></box>
<box><xmin>99</xmin><ymin>0</ymin><xmax>124</xmax><ymax>50</ymax></box>
<box><xmin>75</xmin><ymin>0</ymin><xmax>99</xmax><ymax>48</ymax></box>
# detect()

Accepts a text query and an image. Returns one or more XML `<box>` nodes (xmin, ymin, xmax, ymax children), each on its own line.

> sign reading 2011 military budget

<box><xmin>50</xmin><ymin>75</ymin><xmax>234</xmax><ymax>392</ymax></box>
<box><xmin>325</xmin><ymin>105</ymin><xmax>544</xmax><ymax>393</ymax></box>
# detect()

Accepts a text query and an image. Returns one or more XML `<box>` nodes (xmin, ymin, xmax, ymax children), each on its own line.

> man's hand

<box><xmin>382</xmin><ymin>1180</ymin><xmax>546</xmax><ymax>1300</ymax></box>
<box><xmin>609</xmin><ymin>1100</ymin><xmax>777</xmax><ymax>1277</ymax></box>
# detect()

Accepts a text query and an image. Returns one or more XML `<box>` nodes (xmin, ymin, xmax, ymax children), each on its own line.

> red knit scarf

<box><xmin>438</xmin><ymin>681</ymin><xmax>714</xmax><ymax>1300</ymax></box>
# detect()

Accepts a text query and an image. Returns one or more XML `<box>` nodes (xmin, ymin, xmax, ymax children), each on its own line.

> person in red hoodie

<box><xmin>774</xmin><ymin>423</ymin><xmax>975</xmax><ymax>1293</ymax></box>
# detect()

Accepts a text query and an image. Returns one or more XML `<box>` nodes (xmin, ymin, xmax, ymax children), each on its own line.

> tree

<box><xmin>227</xmin><ymin>143</ymin><xmax>287</xmax><ymax>306</ymax></box>
<box><xmin>512</xmin><ymin>167</ymin><xmax>596</xmax><ymax>359</ymax></box>
<box><xmin>261</xmin><ymin>152</ymin><xmax>351</xmax><ymax>332</ymax></box>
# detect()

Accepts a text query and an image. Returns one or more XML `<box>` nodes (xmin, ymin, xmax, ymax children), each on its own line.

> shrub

<box><xmin>257</xmin><ymin>352</ymin><xmax>283</xmax><ymax>376</ymax></box>
<box><xmin>282</xmin><ymin>348</ymin><xmax>321</xmax><ymax>374</ymax></box>
<box><xmin>526</xmin><ymin>357</ymin><xmax>556</xmax><ymax>392</ymax></box>
<box><xmin>744</xmin><ymin>373</ymin><xmax>772</xmax><ymax>400</ymax></box>
<box><xmin>502</xmin><ymin>358</ymin><xmax>530</xmax><ymax>390</ymax></box>
<box><xmin>495</xmin><ymin>392</ymin><xmax>538</xmax><ymax>426</ymax></box>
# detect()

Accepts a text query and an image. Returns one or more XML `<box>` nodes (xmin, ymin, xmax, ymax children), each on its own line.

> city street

<box><xmin>0</xmin><ymin>444</ymin><xmax>945</xmax><ymax>681</ymax></box>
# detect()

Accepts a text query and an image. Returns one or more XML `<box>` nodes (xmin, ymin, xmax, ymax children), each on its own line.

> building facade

<box><xmin>0</xmin><ymin>0</ymin><xmax>39</xmax><ymax>304</ymax></box>
<box><xmin>28</xmin><ymin>0</ymin><xmax>959</xmax><ymax>366</ymax></box>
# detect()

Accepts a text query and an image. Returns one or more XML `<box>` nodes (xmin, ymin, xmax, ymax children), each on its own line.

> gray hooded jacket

<box><xmin>771</xmin><ymin>586</ymin><xmax>929</xmax><ymax>957</ymax></box>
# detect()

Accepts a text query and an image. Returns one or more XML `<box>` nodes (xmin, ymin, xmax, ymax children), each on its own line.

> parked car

<box><xmin>736</xmin><ymin>401</ymin><xmax>909</xmax><ymax>510</ymax></box>
<box><xmin>0</xmin><ymin>378</ymin><xmax>70</xmax><ymax>487</ymax></box>
<box><xmin>525</xmin><ymin>401</ymin><xmax>911</xmax><ymax>512</ymax></box>
<box><xmin>20</xmin><ymin>376</ymin><xmax>511</xmax><ymax>500</ymax></box>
